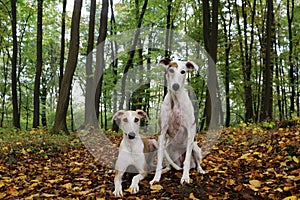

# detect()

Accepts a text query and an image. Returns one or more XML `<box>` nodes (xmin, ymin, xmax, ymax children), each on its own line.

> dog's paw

<box><xmin>180</xmin><ymin>172</ymin><xmax>190</xmax><ymax>184</ymax></box>
<box><xmin>150</xmin><ymin>174</ymin><xmax>161</xmax><ymax>185</ymax></box>
<box><xmin>113</xmin><ymin>189</ymin><xmax>123</xmax><ymax>197</ymax></box>
<box><xmin>113</xmin><ymin>185</ymin><xmax>123</xmax><ymax>197</ymax></box>
<box><xmin>129</xmin><ymin>184</ymin><xmax>139</xmax><ymax>194</ymax></box>
<box><xmin>197</xmin><ymin>166</ymin><xmax>205</xmax><ymax>174</ymax></box>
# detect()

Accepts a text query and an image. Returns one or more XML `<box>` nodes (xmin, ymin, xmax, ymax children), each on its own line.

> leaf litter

<box><xmin>0</xmin><ymin>125</ymin><xmax>299</xmax><ymax>199</ymax></box>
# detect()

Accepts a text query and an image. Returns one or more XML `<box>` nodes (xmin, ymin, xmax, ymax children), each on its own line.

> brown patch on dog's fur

<box><xmin>169</xmin><ymin>62</ymin><xmax>178</xmax><ymax>68</ymax></box>
<box><xmin>186</xmin><ymin>61</ymin><xmax>195</xmax><ymax>70</ymax></box>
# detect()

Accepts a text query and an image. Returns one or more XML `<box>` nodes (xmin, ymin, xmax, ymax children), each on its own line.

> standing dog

<box><xmin>113</xmin><ymin>109</ymin><xmax>157</xmax><ymax>197</ymax></box>
<box><xmin>150</xmin><ymin>58</ymin><xmax>205</xmax><ymax>185</ymax></box>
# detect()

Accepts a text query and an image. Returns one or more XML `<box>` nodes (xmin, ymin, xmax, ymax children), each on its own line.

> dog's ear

<box><xmin>159</xmin><ymin>58</ymin><xmax>171</xmax><ymax>68</ymax></box>
<box><xmin>185</xmin><ymin>61</ymin><xmax>199</xmax><ymax>71</ymax></box>
<box><xmin>113</xmin><ymin>110</ymin><xmax>125</xmax><ymax>121</ymax></box>
<box><xmin>136</xmin><ymin>109</ymin><xmax>149</xmax><ymax>121</ymax></box>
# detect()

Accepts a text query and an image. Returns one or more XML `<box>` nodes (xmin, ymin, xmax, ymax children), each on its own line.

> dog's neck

<box><xmin>123</xmin><ymin>135</ymin><xmax>143</xmax><ymax>153</ymax></box>
<box><xmin>168</xmin><ymin>88</ymin><xmax>187</xmax><ymax>109</ymax></box>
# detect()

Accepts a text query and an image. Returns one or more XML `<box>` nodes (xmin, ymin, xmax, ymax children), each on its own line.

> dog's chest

<box><xmin>168</xmin><ymin>106</ymin><xmax>182</xmax><ymax>137</ymax></box>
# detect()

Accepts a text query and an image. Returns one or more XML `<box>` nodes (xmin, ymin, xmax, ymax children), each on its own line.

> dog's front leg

<box><xmin>130</xmin><ymin>171</ymin><xmax>147</xmax><ymax>194</ymax></box>
<box><xmin>181</xmin><ymin>126</ymin><xmax>196</xmax><ymax>184</ymax></box>
<box><xmin>113</xmin><ymin>170</ymin><xmax>125</xmax><ymax>197</ymax></box>
<box><xmin>192</xmin><ymin>142</ymin><xmax>205</xmax><ymax>174</ymax></box>
<box><xmin>150</xmin><ymin>132</ymin><xmax>166</xmax><ymax>184</ymax></box>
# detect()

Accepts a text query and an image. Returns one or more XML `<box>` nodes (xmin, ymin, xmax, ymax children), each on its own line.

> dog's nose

<box><xmin>172</xmin><ymin>83</ymin><xmax>180</xmax><ymax>91</ymax></box>
<box><xmin>128</xmin><ymin>132</ymin><xmax>135</xmax><ymax>139</ymax></box>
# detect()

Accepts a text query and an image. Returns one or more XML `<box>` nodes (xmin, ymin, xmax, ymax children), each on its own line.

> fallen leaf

<box><xmin>150</xmin><ymin>184</ymin><xmax>163</xmax><ymax>193</ymax></box>
<box><xmin>228</xmin><ymin>179</ymin><xmax>235</xmax><ymax>185</ymax></box>
<box><xmin>292</xmin><ymin>156</ymin><xmax>299</xmax><ymax>163</ymax></box>
<box><xmin>62</xmin><ymin>183</ymin><xmax>72</xmax><ymax>189</ymax></box>
<box><xmin>249</xmin><ymin>180</ymin><xmax>262</xmax><ymax>188</ymax></box>
<box><xmin>189</xmin><ymin>192</ymin><xmax>199</xmax><ymax>200</ymax></box>
<box><xmin>283</xmin><ymin>196</ymin><xmax>298</xmax><ymax>200</ymax></box>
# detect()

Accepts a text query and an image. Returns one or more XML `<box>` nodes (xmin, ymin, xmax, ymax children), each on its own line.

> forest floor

<box><xmin>0</xmin><ymin>124</ymin><xmax>300</xmax><ymax>199</ymax></box>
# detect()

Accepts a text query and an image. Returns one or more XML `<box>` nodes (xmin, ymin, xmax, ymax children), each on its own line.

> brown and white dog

<box><xmin>150</xmin><ymin>58</ymin><xmax>205</xmax><ymax>185</ymax></box>
<box><xmin>113</xmin><ymin>109</ymin><xmax>157</xmax><ymax>197</ymax></box>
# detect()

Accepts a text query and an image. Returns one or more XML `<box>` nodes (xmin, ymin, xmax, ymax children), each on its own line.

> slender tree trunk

<box><xmin>84</xmin><ymin>0</ymin><xmax>97</xmax><ymax>127</ymax></box>
<box><xmin>52</xmin><ymin>0</ymin><xmax>82</xmax><ymax>134</ymax></box>
<box><xmin>110</xmin><ymin>0</ymin><xmax>119</xmax><ymax>132</ymax></box>
<box><xmin>59</xmin><ymin>0</ymin><xmax>67</xmax><ymax>94</ymax></box>
<box><xmin>95</xmin><ymin>0</ymin><xmax>109</xmax><ymax>120</ymax></box>
<box><xmin>221</xmin><ymin>1</ymin><xmax>232</xmax><ymax>127</ymax></box>
<box><xmin>260</xmin><ymin>0</ymin><xmax>274</xmax><ymax>121</ymax></box>
<box><xmin>287</xmin><ymin>0</ymin><xmax>295</xmax><ymax>117</ymax></box>
<box><xmin>10</xmin><ymin>0</ymin><xmax>20</xmax><ymax>128</ymax></box>
<box><xmin>33</xmin><ymin>0</ymin><xmax>43</xmax><ymax>128</ymax></box>
<box><xmin>202</xmin><ymin>0</ymin><xmax>220</xmax><ymax>129</ymax></box>
<box><xmin>119</xmin><ymin>0</ymin><xmax>148</xmax><ymax>110</ymax></box>
<box><xmin>164</xmin><ymin>0</ymin><xmax>172</xmax><ymax>97</ymax></box>
<box><xmin>41</xmin><ymin>76</ymin><xmax>47</xmax><ymax>126</ymax></box>
<box><xmin>1</xmin><ymin>53</ymin><xmax>8</xmax><ymax>127</ymax></box>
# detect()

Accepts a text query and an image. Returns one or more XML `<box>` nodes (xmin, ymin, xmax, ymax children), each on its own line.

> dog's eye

<box><xmin>181</xmin><ymin>70</ymin><xmax>186</xmax><ymax>74</ymax></box>
<box><xmin>123</xmin><ymin>118</ymin><xmax>128</xmax><ymax>122</ymax></box>
<box><xmin>134</xmin><ymin>118</ymin><xmax>139</xmax><ymax>123</ymax></box>
<box><xmin>168</xmin><ymin>68</ymin><xmax>174</xmax><ymax>73</ymax></box>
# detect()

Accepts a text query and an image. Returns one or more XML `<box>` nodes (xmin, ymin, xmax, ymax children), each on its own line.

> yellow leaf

<box><xmin>283</xmin><ymin>186</ymin><xmax>294</xmax><ymax>191</ymax></box>
<box><xmin>0</xmin><ymin>181</ymin><xmax>4</xmax><ymax>188</ymax></box>
<box><xmin>124</xmin><ymin>187</ymin><xmax>132</xmax><ymax>193</ymax></box>
<box><xmin>228</xmin><ymin>179</ymin><xmax>235</xmax><ymax>185</ymax></box>
<box><xmin>62</xmin><ymin>183</ymin><xmax>72</xmax><ymax>189</ymax></box>
<box><xmin>150</xmin><ymin>184</ymin><xmax>163</xmax><ymax>193</ymax></box>
<box><xmin>29</xmin><ymin>182</ymin><xmax>39</xmax><ymax>188</ymax></box>
<box><xmin>292</xmin><ymin>156</ymin><xmax>299</xmax><ymax>163</ymax></box>
<box><xmin>249</xmin><ymin>180</ymin><xmax>262</xmax><ymax>188</ymax></box>
<box><xmin>21</xmin><ymin>148</ymin><xmax>27</xmax><ymax>155</ymax></box>
<box><xmin>283</xmin><ymin>196</ymin><xmax>298</xmax><ymax>200</ymax></box>
<box><xmin>189</xmin><ymin>193</ymin><xmax>199</xmax><ymax>200</ymax></box>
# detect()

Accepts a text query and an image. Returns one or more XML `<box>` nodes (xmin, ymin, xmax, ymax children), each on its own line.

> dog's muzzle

<box><xmin>127</xmin><ymin>132</ymin><xmax>136</xmax><ymax>139</ymax></box>
<box><xmin>172</xmin><ymin>83</ymin><xmax>180</xmax><ymax>91</ymax></box>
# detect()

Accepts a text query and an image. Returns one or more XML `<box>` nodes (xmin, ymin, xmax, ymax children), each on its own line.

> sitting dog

<box><xmin>113</xmin><ymin>109</ymin><xmax>157</xmax><ymax>197</ymax></box>
<box><xmin>150</xmin><ymin>58</ymin><xmax>205</xmax><ymax>185</ymax></box>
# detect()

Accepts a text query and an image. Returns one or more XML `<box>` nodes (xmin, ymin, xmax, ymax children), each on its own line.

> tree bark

<box><xmin>260</xmin><ymin>0</ymin><xmax>274</xmax><ymax>121</ymax></box>
<box><xmin>52</xmin><ymin>0</ymin><xmax>82</xmax><ymax>134</ymax></box>
<box><xmin>119</xmin><ymin>0</ymin><xmax>148</xmax><ymax>110</ymax></box>
<box><xmin>59</xmin><ymin>0</ymin><xmax>67</xmax><ymax>94</ymax></box>
<box><xmin>94</xmin><ymin>0</ymin><xmax>109</xmax><ymax>120</ymax></box>
<box><xmin>202</xmin><ymin>0</ymin><xmax>220</xmax><ymax>129</ymax></box>
<box><xmin>287</xmin><ymin>0</ymin><xmax>295</xmax><ymax>117</ymax></box>
<box><xmin>33</xmin><ymin>0</ymin><xmax>43</xmax><ymax>128</ymax></box>
<box><xmin>10</xmin><ymin>0</ymin><xmax>20</xmax><ymax>128</ymax></box>
<box><xmin>84</xmin><ymin>0</ymin><xmax>97</xmax><ymax>127</ymax></box>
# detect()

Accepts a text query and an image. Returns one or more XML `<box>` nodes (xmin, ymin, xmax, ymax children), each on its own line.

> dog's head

<box><xmin>159</xmin><ymin>58</ymin><xmax>199</xmax><ymax>92</ymax></box>
<box><xmin>113</xmin><ymin>110</ymin><xmax>149</xmax><ymax>140</ymax></box>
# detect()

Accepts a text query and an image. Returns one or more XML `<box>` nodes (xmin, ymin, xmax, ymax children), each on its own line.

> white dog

<box><xmin>150</xmin><ymin>58</ymin><xmax>205</xmax><ymax>185</ymax></box>
<box><xmin>113</xmin><ymin>109</ymin><xmax>157</xmax><ymax>197</ymax></box>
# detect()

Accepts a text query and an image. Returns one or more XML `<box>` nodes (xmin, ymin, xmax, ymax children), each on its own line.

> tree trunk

<box><xmin>10</xmin><ymin>0</ymin><xmax>20</xmax><ymax>128</ymax></box>
<box><xmin>33</xmin><ymin>0</ymin><xmax>43</xmax><ymax>128</ymax></box>
<box><xmin>95</xmin><ymin>0</ymin><xmax>109</xmax><ymax>120</ymax></box>
<box><xmin>59</xmin><ymin>0</ymin><xmax>67</xmax><ymax>94</ymax></box>
<box><xmin>202</xmin><ymin>0</ymin><xmax>220</xmax><ymax>129</ymax></box>
<box><xmin>164</xmin><ymin>0</ymin><xmax>172</xmax><ymax>97</ymax></box>
<box><xmin>287</xmin><ymin>0</ymin><xmax>295</xmax><ymax>117</ymax></box>
<box><xmin>119</xmin><ymin>0</ymin><xmax>148</xmax><ymax>110</ymax></box>
<box><xmin>41</xmin><ymin>76</ymin><xmax>47</xmax><ymax>126</ymax></box>
<box><xmin>110</xmin><ymin>0</ymin><xmax>119</xmax><ymax>132</ymax></box>
<box><xmin>1</xmin><ymin>52</ymin><xmax>8</xmax><ymax>127</ymax></box>
<box><xmin>220</xmin><ymin>1</ymin><xmax>232</xmax><ymax>127</ymax></box>
<box><xmin>260</xmin><ymin>0</ymin><xmax>274</xmax><ymax>121</ymax></box>
<box><xmin>52</xmin><ymin>0</ymin><xmax>82</xmax><ymax>134</ymax></box>
<box><xmin>84</xmin><ymin>0</ymin><xmax>97</xmax><ymax>127</ymax></box>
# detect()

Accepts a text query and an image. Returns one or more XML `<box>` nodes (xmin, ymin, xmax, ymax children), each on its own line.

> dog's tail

<box><xmin>164</xmin><ymin>150</ymin><xmax>183</xmax><ymax>170</ymax></box>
